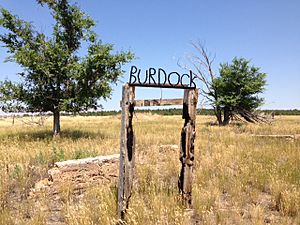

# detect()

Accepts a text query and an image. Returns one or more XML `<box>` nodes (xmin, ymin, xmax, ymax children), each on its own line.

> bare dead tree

<box><xmin>179</xmin><ymin>41</ymin><xmax>222</xmax><ymax>125</ymax></box>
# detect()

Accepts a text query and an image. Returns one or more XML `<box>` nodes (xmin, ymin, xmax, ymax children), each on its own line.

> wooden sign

<box><xmin>128</xmin><ymin>65</ymin><xmax>197</xmax><ymax>89</ymax></box>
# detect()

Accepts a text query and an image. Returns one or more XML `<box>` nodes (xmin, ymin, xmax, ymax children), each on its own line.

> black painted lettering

<box><xmin>189</xmin><ymin>70</ymin><xmax>197</xmax><ymax>87</ymax></box>
<box><xmin>148</xmin><ymin>68</ymin><xmax>156</xmax><ymax>84</ymax></box>
<box><xmin>129</xmin><ymin>66</ymin><xmax>196</xmax><ymax>88</ymax></box>
<box><xmin>129</xmin><ymin>66</ymin><xmax>137</xmax><ymax>84</ymax></box>
<box><xmin>138</xmin><ymin>69</ymin><xmax>148</xmax><ymax>84</ymax></box>
<box><xmin>158</xmin><ymin>68</ymin><xmax>167</xmax><ymax>85</ymax></box>
<box><xmin>180</xmin><ymin>73</ymin><xmax>189</xmax><ymax>86</ymax></box>
<box><xmin>168</xmin><ymin>72</ymin><xmax>180</xmax><ymax>86</ymax></box>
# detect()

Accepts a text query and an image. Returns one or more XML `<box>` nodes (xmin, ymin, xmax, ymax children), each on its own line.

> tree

<box><xmin>214</xmin><ymin>58</ymin><xmax>267</xmax><ymax>125</ymax></box>
<box><xmin>184</xmin><ymin>42</ymin><xmax>267</xmax><ymax>125</ymax></box>
<box><xmin>0</xmin><ymin>0</ymin><xmax>134</xmax><ymax>136</ymax></box>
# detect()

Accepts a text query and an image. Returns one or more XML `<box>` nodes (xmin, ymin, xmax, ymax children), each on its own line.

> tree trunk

<box><xmin>12</xmin><ymin>114</ymin><xmax>15</xmax><ymax>126</ymax></box>
<box><xmin>215</xmin><ymin>106</ymin><xmax>222</xmax><ymax>126</ymax></box>
<box><xmin>222</xmin><ymin>107</ymin><xmax>230</xmax><ymax>126</ymax></box>
<box><xmin>53</xmin><ymin>110</ymin><xmax>61</xmax><ymax>137</ymax></box>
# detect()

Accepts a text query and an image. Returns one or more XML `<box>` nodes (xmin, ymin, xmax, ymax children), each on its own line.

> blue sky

<box><xmin>0</xmin><ymin>0</ymin><xmax>299</xmax><ymax>110</ymax></box>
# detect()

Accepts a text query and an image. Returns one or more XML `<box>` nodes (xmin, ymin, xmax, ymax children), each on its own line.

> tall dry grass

<box><xmin>0</xmin><ymin>114</ymin><xmax>299</xmax><ymax>224</ymax></box>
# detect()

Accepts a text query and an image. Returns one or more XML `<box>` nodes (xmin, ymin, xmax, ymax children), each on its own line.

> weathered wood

<box><xmin>251</xmin><ymin>134</ymin><xmax>298</xmax><ymax>139</ymax></box>
<box><xmin>118</xmin><ymin>84</ymin><xmax>135</xmax><ymax>220</ymax></box>
<box><xmin>134</xmin><ymin>98</ymin><xmax>183</xmax><ymax>107</ymax></box>
<box><xmin>179</xmin><ymin>89</ymin><xmax>198</xmax><ymax>207</ymax></box>
<box><xmin>119</xmin><ymin>98</ymin><xmax>183</xmax><ymax>107</ymax></box>
<box><xmin>54</xmin><ymin>154</ymin><xmax>119</xmax><ymax>168</ymax></box>
<box><xmin>117</xmin><ymin>83</ymin><xmax>199</xmax><ymax>219</ymax></box>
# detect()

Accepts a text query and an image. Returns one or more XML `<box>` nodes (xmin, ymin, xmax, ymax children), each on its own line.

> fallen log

<box><xmin>251</xmin><ymin>134</ymin><xmax>299</xmax><ymax>140</ymax></box>
<box><xmin>54</xmin><ymin>154</ymin><xmax>120</xmax><ymax>168</ymax></box>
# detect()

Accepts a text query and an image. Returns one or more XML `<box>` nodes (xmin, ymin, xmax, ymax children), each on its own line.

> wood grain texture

<box><xmin>179</xmin><ymin>89</ymin><xmax>198</xmax><ymax>207</ymax></box>
<box><xmin>118</xmin><ymin>84</ymin><xmax>135</xmax><ymax>220</ymax></box>
<box><xmin>134</xmin><ymin>98</ymin><xmax>183</xmax><ymax>107</ymax></box>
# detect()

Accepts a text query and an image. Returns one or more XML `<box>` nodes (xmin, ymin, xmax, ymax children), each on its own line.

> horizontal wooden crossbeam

<box><xmin>134</xmin><ymin>98</ymin><xmax>183</xmax><ymax>107</ymax></box>
<box><xmin>129</xmin><ymin>83</ymin><xmax>196</xmax><ymax>89</ymax></box>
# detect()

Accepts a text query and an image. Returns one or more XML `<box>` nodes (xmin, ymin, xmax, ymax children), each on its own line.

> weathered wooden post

<box><xmin>117</xmin><ymin>66</ymin><xmax>198</xmax><ymax>219</ymax></box>
<box><xmin>118</xmin><ymin>84</ymin><xmax>135</xmax><ymax>220</ymax></box>
<box><xmin>179</xmin><ymin>88</ymin><xmax>198</xmax><ymax>207</ymax></box>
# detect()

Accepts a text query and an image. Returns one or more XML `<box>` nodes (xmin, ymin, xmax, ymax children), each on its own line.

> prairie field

<box><xmin>0</xmin><ymin>114</ymin><xmax>299</xmax><ymax>225</ymax></box>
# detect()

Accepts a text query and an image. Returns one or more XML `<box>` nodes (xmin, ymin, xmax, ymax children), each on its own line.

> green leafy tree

<box><xmin>213</xmin><ymin>58</ymin><xmax>267</xmax><ymax>125</ymax></box>
<box><xmin>0</xmin><ymin>0</ymin><xmax>134</xmax><ymax>136</ymax></box>
<box><xmin>186</xmin><ymin>42</ymin><xmax>266</xmax><ymax>125</ymax></box>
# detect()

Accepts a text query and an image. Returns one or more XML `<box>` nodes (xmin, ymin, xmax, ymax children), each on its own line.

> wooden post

<box><xmin>179</xmin><ymin>89</ymin><xmax>198</xmax><ymax>207</ymax></box>
<box><xmin>118</xmin><ymin>84</ymin><xmax>135</xmax><ymax>220</ymax></box>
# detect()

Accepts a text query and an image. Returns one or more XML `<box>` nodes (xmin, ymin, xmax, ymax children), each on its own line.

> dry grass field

<box><xmin>0</xmin><ymin>114</ymin><xmax>299</xmax><ymax>224</ymax></box>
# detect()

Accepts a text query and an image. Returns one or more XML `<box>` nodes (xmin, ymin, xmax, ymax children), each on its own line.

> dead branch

<box><xmin>237</xmin><ymin>108</ymin><xmax>272</xmax><ymax>124</ymax></box>
<box><xmin>178</xmin><ymin>41</ymin><xmax>217</xmax><ymax>104</ymax></box>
